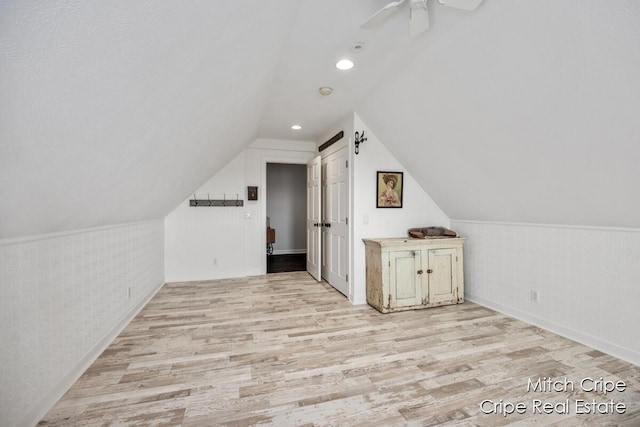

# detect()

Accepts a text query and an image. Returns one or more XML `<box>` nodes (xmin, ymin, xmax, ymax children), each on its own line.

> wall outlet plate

<box><xmin>530</xmin><ymin>289</ymin><xmax>539</xmax><ymax>303</ymax></box>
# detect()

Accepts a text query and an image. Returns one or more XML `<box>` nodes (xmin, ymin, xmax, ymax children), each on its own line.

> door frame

<box><xmin>260</xmin><ymin>156</ymin><xmax>314</xmax><ymax>275</ymax></box>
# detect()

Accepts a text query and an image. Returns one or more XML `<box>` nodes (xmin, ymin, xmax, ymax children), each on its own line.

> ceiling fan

<box><xmin>360</xmin><ymin>0</ymin><xmax>483</xmax><ymax>38</ymax></box>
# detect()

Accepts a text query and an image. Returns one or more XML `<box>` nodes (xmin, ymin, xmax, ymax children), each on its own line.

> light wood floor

<box><xmin>40</xmin><ymin>272</ymin><xmax>640</xmax><ymax>426</ymax></box>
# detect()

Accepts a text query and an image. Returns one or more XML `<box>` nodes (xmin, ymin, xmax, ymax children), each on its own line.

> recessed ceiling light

<box><xmin>291</xmin><ymin>124</ymin><xmax>302</xmax><ymax>130</ymax></box>
<box><xmin>335</xmin><ymin>59</ymin><xmax>354</xmax><ymax>70</ymax></box>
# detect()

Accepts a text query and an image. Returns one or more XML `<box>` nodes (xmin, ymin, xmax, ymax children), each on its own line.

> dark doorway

<box><xmin>267</xmin><ymin>253</ymin><xmax>306</xmax><ymax>273</ymax></box>
<box><xmin>266</xmin><ymin>163</ymin><xmax>307</xmax><ymax>274</ymax></box>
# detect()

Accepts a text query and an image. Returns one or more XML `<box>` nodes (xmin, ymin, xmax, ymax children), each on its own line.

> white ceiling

<box><xmin>258</xmin><ymin>0</ymin><xmax>471</xmax><ymax>140</ymax></box>
<box><xmin>2</xmin><ymin>0</ymin><xmax>640</xmax><ymax>238</ymax></box>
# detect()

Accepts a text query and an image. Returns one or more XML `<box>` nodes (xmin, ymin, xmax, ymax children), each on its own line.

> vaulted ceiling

<box><xmin>359</xmin><ymin>0</ymin><xmax>640</xmax><ymax>228</ymax></box>
<box><xmin>2</xmin><ymin>1</ymin><xmax>640</xmax><ymax>239</ymax></box>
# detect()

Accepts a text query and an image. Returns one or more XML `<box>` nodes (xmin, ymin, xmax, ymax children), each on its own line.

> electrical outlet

<box><xmin>530</xmin><ymin>289</ymin><xmax>539</xmax><ymax>303</ymax></box>
<box><xmin>213</xmin><ymin>258</ymin><xmax>218</xmax><ymax>266</ymax></box>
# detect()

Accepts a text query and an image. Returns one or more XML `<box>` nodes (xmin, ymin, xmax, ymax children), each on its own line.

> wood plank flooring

<box><xmin>40</xmin><ymin>272</ymin><xmax>640</xmax><ymax>426</ymax></box>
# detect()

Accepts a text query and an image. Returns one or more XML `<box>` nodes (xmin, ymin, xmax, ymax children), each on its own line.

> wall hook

<box><xmin>354</xmin><ymin>130</ymin><xmax>367</xmax><ymax>155</ymax></box>
<box><xmin>189</xmin><ymin>193</ymin><xmax>243</xmax><ymax>207</ymax></box>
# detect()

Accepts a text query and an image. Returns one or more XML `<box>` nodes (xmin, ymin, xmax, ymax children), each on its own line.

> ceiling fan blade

<box><xmin>360</xmin><ymin>0</ymin><xmax>407</xmax><ymax>29</ymax></box>
<box><xmin>409</xmin><ymin>6</ymin><xmax>430</xmax><ymax>38</ymax></box>
<box><xmin>438</xmin><ymin>0</ymin><xmax>483</xmax><ymax>11</ymax></box>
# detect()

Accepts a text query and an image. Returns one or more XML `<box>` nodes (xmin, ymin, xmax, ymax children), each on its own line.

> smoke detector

<box><xmin>318</xmin><ymin>87</ymin><xmax>333</xmax><ymax>96</ymax></box>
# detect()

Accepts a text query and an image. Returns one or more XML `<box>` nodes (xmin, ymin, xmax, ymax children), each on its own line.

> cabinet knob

<box><xmin>426</xmin><ymin>269</ymin><xmax>433</xmax><ymax>274</ymax></box>
<box><xmin>417</xmin><ymin>270</ymin><xmax>423</xmax><ymax>274</ymax></box>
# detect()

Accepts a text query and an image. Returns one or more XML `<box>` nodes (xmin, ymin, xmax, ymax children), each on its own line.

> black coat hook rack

<box><xmin>190</xmin><ymin>193</ymin><xmax>243</xmax><ymax>207</ymax></box>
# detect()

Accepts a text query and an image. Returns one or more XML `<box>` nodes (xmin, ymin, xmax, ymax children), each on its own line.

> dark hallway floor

<box><xmin>267</xmin><ymin>253</ymin><xmax>306</xmax><ymax>273</ymax></box>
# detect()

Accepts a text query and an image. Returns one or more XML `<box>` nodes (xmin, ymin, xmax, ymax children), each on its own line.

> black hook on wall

<box><xmin>354</xmin><ymin>130</ymin><xmax>367</xmax><ymax>155</ymax></box>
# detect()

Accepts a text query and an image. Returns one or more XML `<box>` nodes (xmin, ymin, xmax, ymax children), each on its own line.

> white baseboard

<box><xmin>272</xmin><ymin>249</ymin><xmax>306</xmax><ymax>255</ymax></box>
<box><xmin>466</xmin><ymin>293</ymin><xmax>640</xmax><ymax>367</ymax></box>
<box><xmin>20</xmin><ymin>280</ymin><xmax>165</xmax><ymax>427</ymax></box>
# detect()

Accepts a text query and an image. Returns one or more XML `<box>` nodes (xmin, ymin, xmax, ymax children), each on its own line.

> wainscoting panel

<box><xmin>451</xmin><ymin>220</ymin><xmax>640</xmax><ymax>367</ymax></box>
<box><xmin>0</xmin><ymin>220</ymin><xmax>165</xmax><ymax>427</ymax></box>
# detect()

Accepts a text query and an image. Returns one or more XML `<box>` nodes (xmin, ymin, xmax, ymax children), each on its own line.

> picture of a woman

<box><xmin>377</xmin><ymin>172</ymin><xmax>403</xmax><ymax>208</ymax></box>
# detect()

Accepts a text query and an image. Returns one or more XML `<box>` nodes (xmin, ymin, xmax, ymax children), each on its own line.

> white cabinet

<box><xmin>363</xmin><ymin>237</ymin><xmax>465</xmax><ymax>313</ymax></box>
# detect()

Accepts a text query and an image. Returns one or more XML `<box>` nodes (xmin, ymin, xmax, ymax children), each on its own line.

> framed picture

<box><xmin>377</xmin><ymin>171</ymin><xmax>403</xmax><ymax>208</ymax></box>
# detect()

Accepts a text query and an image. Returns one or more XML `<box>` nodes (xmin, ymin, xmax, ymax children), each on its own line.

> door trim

<box><xmin>260</xmin><ymin>156</ymin><xmax>314</xmax><ymax>275</ymax></box>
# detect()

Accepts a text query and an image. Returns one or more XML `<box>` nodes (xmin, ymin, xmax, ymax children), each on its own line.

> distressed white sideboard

<box><xmin>363</xmin><ymin>237</ymin><xmax>465</xmax><ymax>313</ymax></box>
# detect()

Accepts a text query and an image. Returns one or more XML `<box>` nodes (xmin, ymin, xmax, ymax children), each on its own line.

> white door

<box><xmin>322</xmin><ymin>147</ymin><xmax>349</xmax><ymax>296</ymax></box>
<box><xmin>306</xmin><ymin>155</ymin><xmax>321</xmax><ymax>281</ymax></box>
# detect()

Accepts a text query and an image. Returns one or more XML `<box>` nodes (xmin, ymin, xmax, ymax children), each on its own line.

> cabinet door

<box><xmin>389</xmin><ymin>250</ymin><xmax>423</xmax><ymax>308</ymax></box>
<box><xmin>427</xmin><ymin>248</ymin><xmax>458</xmax><ymax>304</ymax></box>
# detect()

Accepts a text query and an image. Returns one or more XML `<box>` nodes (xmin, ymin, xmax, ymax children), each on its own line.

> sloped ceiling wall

<box><xmin>3</xmin><ymin>1</ymin><xmax>640</xmax><ymax>240</ymax></box>
<box><xmin>357</xmin><ymin>0</ymin><xmax>640</xmax><ymax>228</ymax></box>
<box><xmin>0</xmin><ymin>0</ymin><xmax>297</xmax><ymax>239</ymax></box>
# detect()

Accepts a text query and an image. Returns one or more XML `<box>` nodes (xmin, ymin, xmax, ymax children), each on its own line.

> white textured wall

<box><xmin>0</xmin><ymin>1</ymin><xmax>298</xmax><ymax>239</ymax></box>
<box><xmin>165</xmin><ymin>139</ymin><xmax>315</xmax><ymax>282</ymax></box>
<box><xmin>165</xmin><ymin>152</ymin><xmax>249</xmax><ymax>282</ymax></box>
<box><xmin>451</xmin><ymin>220</ymin><xmax>640</xmax><ymax>367</ymax></box>
<box><xmin>266</xmin><ymin>163</ymin><xmax>307</xmax><ymax>254</ymax></box>
<box><xmin>350</xmin><ymin>113</ymin><xmax>450</xmax><ymax>304</ymax></box>
<box><xmin>0</xmin><ymin>220</ymin><xmax>165</xmax><ymax>427</ymax></box>
<box><xmin>357</xmin><ymin>0</ymin><xmax>640</xmax><ymax>230</ymax></box>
